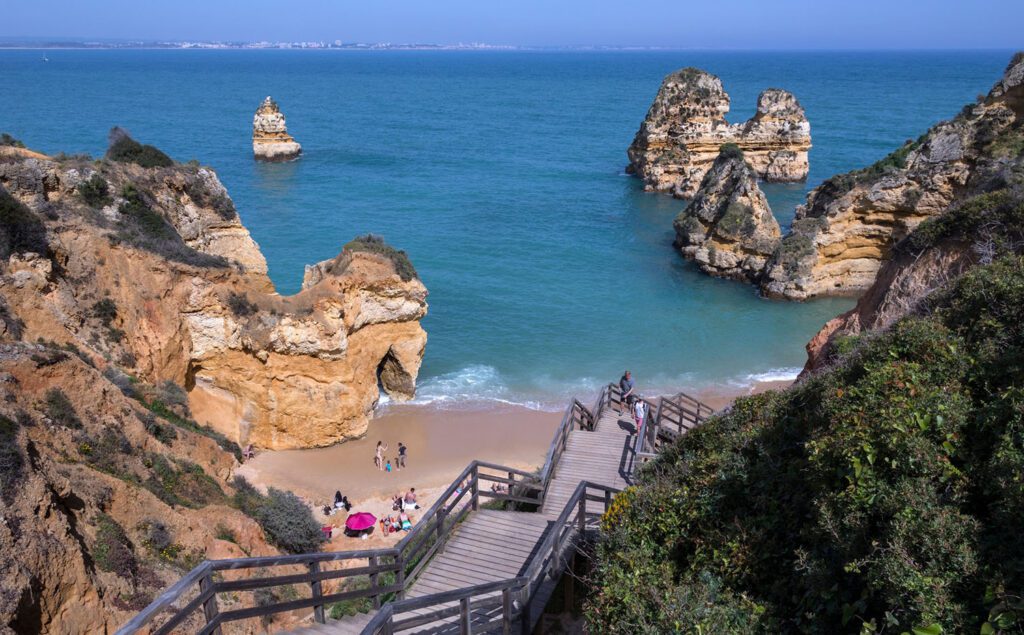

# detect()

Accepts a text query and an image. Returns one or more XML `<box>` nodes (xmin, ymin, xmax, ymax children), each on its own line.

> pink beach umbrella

<box><xmin>345</xmin><ymin>512</ymin><xmax>377</xmax><ymax>532</ymax></box>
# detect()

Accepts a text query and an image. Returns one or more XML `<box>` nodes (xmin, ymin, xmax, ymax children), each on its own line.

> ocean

<box><xmin>2</xmin><ymin>49</ymin><xmax>1012</xmax><ymax>409</ymax></box>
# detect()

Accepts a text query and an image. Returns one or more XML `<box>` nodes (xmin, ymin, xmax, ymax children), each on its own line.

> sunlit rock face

<box><xmin>252</xmin><ymin>96</ymin><xmax>302</xmax><ymax>161</ymax></box>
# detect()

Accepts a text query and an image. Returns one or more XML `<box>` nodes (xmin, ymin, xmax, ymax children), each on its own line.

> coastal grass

<box><xmin>587</xmin><ymin>254</ymin><xmax>1024</xmax><ymax>634</ymax></box>
<box><xmin>106</xmin><ymin>127</ymin><xmax>173</xmax><ymax>168</ymax></box>
<box><xmin>337</xmin><ymin>234</ymin><xmax>418</xmax><ymax>282</ymax></box>
<box><xmin>0</xmin><ymin>186</ymin><xmax>49</xmax><ymax>260</ymax></box>
<box><xmin>0</xmin><ymin>415</ymin><xmax>24</xmax><ymax>505</ymax></box>
<box><xmin>78</xmin><ymin>174</ymin><xmax>112</xmax><ymax>208</ymax></box>
<box><xmin>0</xmin><ymin>133</ymin><xmax>26</xmax><ymax>148</ymax></box>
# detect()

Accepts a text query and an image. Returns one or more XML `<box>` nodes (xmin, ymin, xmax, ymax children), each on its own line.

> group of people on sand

<box><xmin>381</xmin><ymin>488</ymin><xmax>420</xmax><ymax>534</ymax></box>
<box><xmin>374</xmin><ymin>441</ymin><xmax>408</xmax><ymax>473</ymax></box>
<box><xmin>619</xmin><ymin>370</ymin><xmax>647</xmax><ymax>430</ymax></box>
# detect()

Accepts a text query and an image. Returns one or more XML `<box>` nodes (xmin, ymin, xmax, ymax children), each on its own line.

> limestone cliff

<box><xmin>627</xmin><ymin>68</ymin><xmax>811</xmax><ymax>198</ymax></box>
<box><xmin>673</xmin><ymin>146</ymin><xmax>781</xmax><ymax>281</ymax></box>
<box><xmin>0</xmin><ymin>137</ymin><xmax>426</xmax><ymax>451</ymax></box>
<box><xmin>252</xmin><ymin>96</ymin><xmax>302</xmax><ymax>162</ymax></box>
<box><xmin>761</xmin><ymin>53</ymin><xmax>1024</xmax><ymax>300</ymax></box>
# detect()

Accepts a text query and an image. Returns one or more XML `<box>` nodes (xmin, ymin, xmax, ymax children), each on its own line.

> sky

<box><xmin>2</xmin><ymin>0</ymin><xmax>1023</xmax><ymax>49</ymax></box>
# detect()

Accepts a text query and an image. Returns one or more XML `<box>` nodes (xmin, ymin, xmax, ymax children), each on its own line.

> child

<box><xmin>399</xmin><ymin>512</ymin><xmax>412</xmax><ymax>531</ymax></box>
<box><xmin>385</xmin><ymin>459</ymin><xmax>393</xmax><ymax>473</ymax></box>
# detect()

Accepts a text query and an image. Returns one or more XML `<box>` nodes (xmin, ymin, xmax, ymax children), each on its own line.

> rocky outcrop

<box><xmin>761</xmin><ymin>53</ymin><xmax>1024</xmax><ymax>300</ymax></box>
<box><xmin>0</xmin><ymin>144</ymin><xmax>426</xmax><ymax>450</ymax></box>
<box><xmin>627</xmin><ymin>68</ymin><xmax>811</xmax><ymax>198</ymax></box>
<box><xmin>673</xmin><ymin>147</ymin><xmax>781</xmax><ymax>281</ymax></box>
<box><xmin>252</xmin><ymin>96</ymin><xmax>302</xmax><ymax>161</ymax></box>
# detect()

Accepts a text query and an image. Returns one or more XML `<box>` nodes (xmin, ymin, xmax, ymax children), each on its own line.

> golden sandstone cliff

<box><xmin>0</xmin><ymin>133</ymin><xmax>427</xmax><ymax>631</ymax></box>
<box><xmin>252</xmin><ymin>96</ymin><xmax>302</xmax><ymax>162</ymax></box>
<box><xmin>627</xmin><ymin>68</ymin><xmax>811</xmax><ymax>198</ymax></box>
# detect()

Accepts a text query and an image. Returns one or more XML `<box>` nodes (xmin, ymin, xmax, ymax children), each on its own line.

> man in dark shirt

<box><xmin>397</xmin><ymin>442</ymin><xmax>407</xmax><ymax>470</ymax></box>
<box><xmin>619</xmin><ymin>371</ymin><xmax>635</xmax><ymax>414</ymax></box>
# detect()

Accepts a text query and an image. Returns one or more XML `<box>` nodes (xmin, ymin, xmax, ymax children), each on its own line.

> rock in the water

<box><xmin>627</xmin><ymin>68</ymin><xmax>811</xmax><ymax>198</ymax></box>
<box><xmin>760</xmin><ymin>52</ymin><xmax>1024</xmax><ymax>300</ymax></box>
<box><xmin>252</xmin><ymin>96</ymin><xmax>302</xmax><ymax>161</ymax></box>
<box><xmin>673</xmin><ymin>146</ymin><xmax>781</xmax><ymax>282</ymax></box>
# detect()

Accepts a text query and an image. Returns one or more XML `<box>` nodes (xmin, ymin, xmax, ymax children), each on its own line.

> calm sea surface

<box><xmin>2</xmin><ymin>50</ymin><xmax>1012</xmax><ymax>408</ymax></box>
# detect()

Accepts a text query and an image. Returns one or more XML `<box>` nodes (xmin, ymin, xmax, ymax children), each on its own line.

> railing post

<box><xmin>309</xmin><ymin>561</ymin><xmax>325</xmax><ymax>624</ymax></box>
<box><xmin>471</xmin><ymin>465</ymin><xmax>479</xmax><ymax>511</ymax></box>
<box><xmin>502</xmin><ymin>587</ymin><xmax>513</xmax><ymax>635</ymax></box>
<box><xmin>437</xmin><ymin>507</ymin><xmax>449</xmax><ymax>554</ymax></box>
<box><xmin>395</xmin><ymin>552</ymin><xmax>406</xmax><ymax>600</ymax></box>
<box><xmin>370</xmin><ymin>554</ymin><xmax>381</xmax><ymax>609</ymax></box>
<box><xmin>198</xmin><ymin>567</ymin><xmax>221</xmax><ymax>635</ymax></box>
<box><xmin>604</xmin><ymin>488</ymin><xmax>611</xmax><ymax>515</ymax></box>
<box><xmin>520</xmin><ymin>582</ymin><xmax>532</xmax><ymax>634</ymax></box>
<box><xmin>459</xmin><ymin>596</ymin><xmax>472</xmax><ymax>634</ymax></box>
<box><xmin>577</xmin><ymin>488</ymin><xmax>586</xmax><ymax>534</ymax></box>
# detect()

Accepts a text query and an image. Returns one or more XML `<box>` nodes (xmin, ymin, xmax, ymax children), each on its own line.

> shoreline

<box><xmin>237</xmin><ymin>376</ymin><xmax>793</xmax><ymax>524</ymax></box>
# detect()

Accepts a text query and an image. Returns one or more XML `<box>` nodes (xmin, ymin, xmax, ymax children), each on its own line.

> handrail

<box><xmin>537</xmin><ymin>396</ymin><xmax>594</xmax><ymax>498</ymax></box>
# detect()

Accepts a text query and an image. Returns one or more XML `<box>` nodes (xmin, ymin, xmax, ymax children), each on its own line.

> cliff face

<box><xmin>672</xmin><ymin>148</ymin><xmax>781</xmax><ymax>281</ymax></box>
<box><xmin>627</xmin><ymin>68</ymin><xmax>811</xmax><ymax>198</ymax></box>
<box><xmin>0</xmin><ymin>148</ymin><xmax>426</xmax><ymax>450</ymax></box>
<box><xmin>761</xmin><ymin>54</ymin><xmax>1024</xmax><ymax>300</ymax></box>
<box><xmin>252</xmin><ymin>96</ymin><xmax>302</xmax><ymax>162</ymax></box>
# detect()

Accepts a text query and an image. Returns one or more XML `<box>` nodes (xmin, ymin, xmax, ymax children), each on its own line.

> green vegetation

<box><xmin>91</xmin><ymin>298</ymin><xmax>118</xmax><ymax>327</ymax></box>
<box><xmin>588</xmin><ymin>254</ymin><xmax>1024</xmax><ymax>634</ymax></box>
<box><xmin>770</xmin><ymin>231</ymin><xmax>816</xmax><ymax>274</ymax></box>
<box><xmin>0</xmin><ymin>186</ymin><xmax>49</xmax><ymax>260</ymax></box>
<box><xmin>718</xmin><ymin>201</ymin><xmax>756</xmax><ymax>237</ymax></box>
<box><xmin>232</xmin><ymin>477</ymin><xmax>324</xmax><ymax>554</ymax></box>
<box><xmin>0</xmin><ymin>133</ymin><xmax>26</xmax><ymax>148</ymax></box>
<box><xmin>718</xmin><ymin>142</ymin><xmax>745</xmax><ymax>161</ymax></box>
<box><xmin>142</xmin><ymin>453</ymin><xmax>224</xmax><ymax>509</ymax></box>
<box><xmin>185</xmin><ymin>180</ymin><xmax>237</xmax><ymax>220</ymax></box>
<box><xmin>77</xmin><ymin>174</ymin><xmax>112</xmax><ymax>208</ymax></box>
<box><xmin>336</xmin><ymin>234</ymin><xmax>419</xmax><ymax>282</ymax></box>
<box><xmin>0</xmin><ymin>415</ymin><xmax>24</xmax><ymax>505</ymax></box>
<box><xmin>115</xmin><ymin>182</ymin><xmax>227</xmax><ymax>268</ymax></box>
<box><xmin>106</xmin><ymin>127</ymin><xmax>174</xmax><ymax>168</ymax></box>
<box><xmin>905</xmin><ymin>188</ymin><xmax>1024</xmax><ymax>256</ymax></box>
<box><xmin>810</xmin><ymin>137</ymin><xmax>925</xmax><ymax>212</ymax></box>
<box><xmin>44</xmin><ymin>388</ymin><xmax>82</xmax><ymax>429</ymax></box>
<box><xmin>93</xmin><ymin>513</ymin><xmax>137</xmax><ymax>579</ymax></box>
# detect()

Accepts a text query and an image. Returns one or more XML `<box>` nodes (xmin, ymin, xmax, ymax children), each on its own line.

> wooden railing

<box><xmin>631</xmin><ymin>390</ymin><xmax>714</xmax><ymax>473</ymax></box>
<box><xmin>361</xmin><ymin>480</ymin><xmax>619</xmax><ymax>635</ymax></box>
<box><xmin>116</xmin><ymin>461</ymin><xmax>543</xmax><ymax>635</ymax></box>
<box><xmin>536</xmin><ymin>396</ymin><xmax>595</xmax><ymax>499</ymax></box>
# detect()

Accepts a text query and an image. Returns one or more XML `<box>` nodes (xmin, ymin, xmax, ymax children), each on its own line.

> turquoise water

<box><xmin>2</xmin><ymin>50</ymin><xmax>1013</xmax><ymax>407</ymax></box>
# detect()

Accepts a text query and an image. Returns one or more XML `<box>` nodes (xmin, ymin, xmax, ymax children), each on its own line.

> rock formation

<box><xmin>673</xmin><ymin>146</ymin><xmax>781</xmax><ymax>281</ymax></box>
<box><xmin>761</xmin><ymin>53</ymin><xmax>1024</xmax><ymax>300</ymax></box>
<box><xmin>252</xmin><ymin>96</ymin><xmax>302</xmax><ymax>161</ymax></box>
<box><xmin>627</xmin><ymin>68</ymin><xmax>811</xmax><ymax>198</ymax></box>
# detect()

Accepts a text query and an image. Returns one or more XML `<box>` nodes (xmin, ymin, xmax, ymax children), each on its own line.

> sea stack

<box><xmin>627</xmin><ymin>68</ymin><xmax>811</xmax><ymax>198</ymax></box>
<box><xmin>252</xmin><ymin>96</ymin><xmax>302</xmax><ymax>161</ymax></box>
<box><xmin>673</xmin><ymin>145</ymin><xmax>781</xmax><ymax>282</ymax></box>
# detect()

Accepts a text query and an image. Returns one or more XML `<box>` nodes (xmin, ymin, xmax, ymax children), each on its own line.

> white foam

<box><xmin>736</xmin><ymin>367</ymin><xmax>803</xmax><ymax>385</ymax></box>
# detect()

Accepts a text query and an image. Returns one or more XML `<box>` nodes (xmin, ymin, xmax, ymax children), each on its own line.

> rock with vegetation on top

<box><xmin>760</xmin><ymin>52</ymin><xmax>1024</xmax><ymax>300</ymax></box>
<box><xmin>627</xmin><ymin>67</ymin><xmax>811</xmax><ymax>198</ymax></box>
<box><xmin>673</xmin><ymin>145</ymin><xmax>781</xmax><ymax>282</ymax></box>
<box><xmin>252</xmin><ymin>96</ymin><xmax>302</xmax><ymax>161</ymax></box>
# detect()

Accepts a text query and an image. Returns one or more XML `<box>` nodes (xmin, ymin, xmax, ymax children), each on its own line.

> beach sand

<box><xmin>235</xmin><ymin>378</ymin><xmax>794</xmax><ymax>550</ymax></box>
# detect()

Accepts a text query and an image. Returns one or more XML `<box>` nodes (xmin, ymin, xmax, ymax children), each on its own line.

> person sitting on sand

<box><xmin>456</xmin><ymin>478</ymin><xmax>469</xmax><ymax>495</ymax></box>
<box><xmin>375</xmin><ymin>441</ymin><xmax>388</xmax><ymax>471</ymax></box>
<box><xmin>399</xmin><ymin>511</ymin><xmax>412</xmax><ymax>531</ymax></box>
<box><xmin>403</xmin><ymin>488</ymin><xmax>419</xmax><ymax>510</ymax></box>
<box><xmin>392</xmin><ymin>494</ymin><xmax>403</xmax><ymax>511</ymax></box>
<box><xmin>619</xmin><ymin>370</ymin><xmax>635</xmax><ymax>414</ymax></box>
<box><xmin>491</xmin><ymin>483</ymin><xmax>508</xmax><ymax>495</ymax></box>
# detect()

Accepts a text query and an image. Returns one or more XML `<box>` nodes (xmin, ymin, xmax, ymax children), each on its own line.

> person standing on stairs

<box><xmin>619</xmin><ymin>370</ymin><xmax>635</xmax><ymax>414</ymax></box>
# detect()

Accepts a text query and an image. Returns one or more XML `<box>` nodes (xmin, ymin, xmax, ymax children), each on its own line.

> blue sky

<box><xmin>3</xmin><ymin>0</ymin><xmax>1023</xmax><ymax>49</ymax></box>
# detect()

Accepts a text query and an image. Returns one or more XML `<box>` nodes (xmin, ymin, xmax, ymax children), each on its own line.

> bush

<box><xmin>78</xmin><ymin>174</ymin><xmax>112</xmax><ymax>208</ymax></box>
<box><xmin>106</xmin><ymin>127</ymin><xmax>173</xmax><ymax>168</ymax></box>
<box><xmin>141</xmin><ymin>519</ymin><xmax>172</xmax><ymax>553</ymax></box>
<box><xmin>227</xmin><ymin>292</ymin><xmax>257</xmax><ymax>317</ymax></box>
<box><xmin>91</xmin><ymin>299</ymin><xmax>118</xmax><ymax>327</ymax></box>
<box><xmin>0</xmin><ymin>133</ymin><xmax>26</xmax><ymax>148</ymax></box>
<box><xmin>232</xmin><ymin>478</ymin><xmax>324</xmax><ymax>554</ymax></box>
<box><xmin>139</xmin><ymin>411</ymin><xmax>177</xmax><ymax>445</ymax></box>
<box><xmin>0</xmin><ymin>186</ymin><xmax>48</xmax><ymax>260</ymax></box>
<box><xmin>115</xmin><ymin>183</ymin><xmax>227</xmax><ymax>268</ymax></box>
<box><xmin>82</xmin><ymin>427</ymin><xmax>133</xmax><ymax>476</ymax></box>
<box><xmin>44</xmin><ymin>388</ymin><xmax>82</xmax><ymax>429</ymax></box>
<box><xmin>0</xmin><ymin>415</ymin><xmax>24</xmax><ymax>505</ymax></box>
<box><xmin>588</xmin><ymin>255</ymin><xmax>1024</xmax><ymax>634</ymax></box>
<box><xmin>93</xmin><ymin>513</ymin><xmax>137</xmax><ymax>579</ymax></box>
<box><xmin>143</xmin><ymin>454</ymin><xmax>224</xmax><ymax>508</ymax></box>
<box><xmin>335</xmin><ymin>234</ymin><xmax>418</xmax><ymax>282</ymax></box>
<box><xmin>718</xmin><ymin>142</ymin><xmax>744</xmax><ymax>161</ymax></box>
<box><xmin>185</xmin><ymin>180</ymin><xmax>237</xmax><ymax>221</ymax></box>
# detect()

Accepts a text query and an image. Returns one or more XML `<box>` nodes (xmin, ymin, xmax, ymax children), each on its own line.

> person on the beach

<box><xmin>375</xmin><ymin>441</ymin><xmax>388</xmax><ymax>471</ymax></box>
<box><xmin>619</xmin><ymin>370</ymin><xmax>635</xmax><ymax>414</ymax></box>
<box><xmin>633</xmin><ymin>397</ymin><xmax>646</xmax><ymax>430</ymax></box>
<box><xmin>397</xmin><ymin>442</ymin><xmax>407</xmax><ymax>470</ymax></box>
<box><xmin>386</xmin><ymin>459</ymin><xmax>393</xmax><ymax>473</ymax></box>
<box><xmin>404</xmin><ymin>488</ymin><xmax>419</xmax><ymax>510</ymax></box>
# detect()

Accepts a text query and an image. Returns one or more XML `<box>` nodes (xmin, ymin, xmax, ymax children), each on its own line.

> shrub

<box><xmin>903</xmin><ymin>187</ymin><xmax>1024</xmax><ymax>256</ymax></box>
<box><xmin>44</xmin><ymin>388</ymin><xmax>82</xmax><ymax>429</ymax></box>
<box><xmin>78</xmin><ymin>174</ymin><xmax>112</xmax><ymax>208</ymax></box>
<box><xmin>227</xmin><ymin>292</ymin><xmax>257</xmax><ymax>317</ymax></box>
<box><xmin>106</xmin><ymin>127</ymin><xmax>173</xmax><ymax>168</ymax></box>
<box><xmin>115</xmin><ymin>183</ymin><xmax>228</xmax><ymax>268</ymax></box>
<box><xmin>143</xmin><ymin>454</ymin><xmax>224</xmax><ymax>508</ymax></box>
<box><xmin>93</xmin><ymin>513</ymin><xmax>137</xmax><ymax>579</ymax></box>
<box><xmin>0</xmin><ymin>415</ymin><xmax>24</xmax><ymax>505</ymax></box>
<box><xmin>141</xmin><ymin>519</ymin><xmax>172</xmax><ymax>553</ymax></box>
<box><xmin>139</xmin><ymin>411</ymin><xmax>177</xmax><ymax>445</ymax></box>
<box><xmin>91</xmin><ymin>298</ymin><xmax>118</xmax><ymax>327</ymax></box>
<box><xmin>335</xmin><ymin>234</ymin><xmax>418</xmax><ymax>282</ymax></box>
<box><xmin>185</xmin><ymin>180</ymin><xmax>237</xmax><ymax>221</ymax></box>
<box><xmin>232</xmin><ymin>478</ymin><xmax>323</xmax><ymax>554</ymax></box>
<box><xmin>142</xmin><ymin>396</ymin><xmax>241</xmax><ymax>461</ymax></box>
<box><xmin>0</xmin><ymin>133</ymin><xmax>26</xmax><ymax>148</ymax></box>
<box><xmin>214</xmin><ymin>523</ymin><xmax>237</xmax><ymax>543</ymax></box>
<box><xmin>588</xmin><ymin>255</ymin><xmax>1024</xmax><ymax>634</ymax></box>
<box><xmin>82</xmin><ymin>428</ymin><xmax>133</xmax><ymax>476</ymax></box>
<box><xmin>0</xmin><ymin>186</ymin><xmax>49</xmax><ymax>260</ymax></box>
<box><xmin>718</xmin><ymin>142</ymin><xmax>744</xmax><ymax>161</ymax></box>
